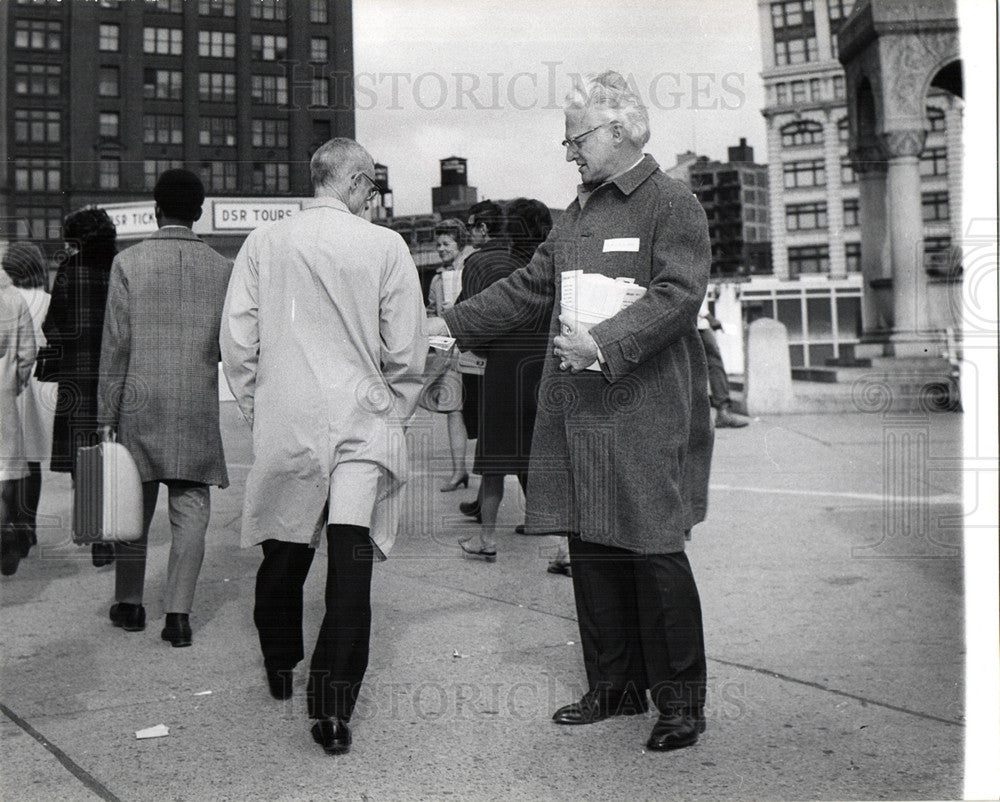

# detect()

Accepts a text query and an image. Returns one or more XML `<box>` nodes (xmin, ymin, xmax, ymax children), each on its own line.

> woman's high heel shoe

<box><xmin>440</xmin><ymin>474</ymin><xmax>469</xmax><ymax>492</ymax></box>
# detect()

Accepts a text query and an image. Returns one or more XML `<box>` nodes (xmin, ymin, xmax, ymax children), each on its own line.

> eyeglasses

<box><xmin>561</xmin><ymin>120</ymin><xmax>618</xmax><ymax>150</ymax></box>
<box><xmin>356</xmin><ymin>172</ymin><xmax>380</xmax><ymax>202</ymax></box>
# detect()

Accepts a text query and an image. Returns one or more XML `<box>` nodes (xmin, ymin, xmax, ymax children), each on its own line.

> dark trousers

<box><xmin>568</xmin><ymin>536</ymin><xmax>707</xmax><ymax>716</ymax></box>
<box><xmin>254</xmin><ymin>524</ymin><xmax>374</xmax><ymax>721</ymax></box>
<box><xmin>698</xmin><ymin>328</ymin><xmax>730</xmax><ymax>409</ymax></box>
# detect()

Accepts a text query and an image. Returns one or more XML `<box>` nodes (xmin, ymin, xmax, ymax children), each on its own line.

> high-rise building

<box><xmin>758</xmin><ymin>0</ymin><xmax>961</xmax><ymax>281</ymax></box>
<box><xmin>1</xmin><ymin>0</ymin><xmax>354</xmax><ymax>243</ymax></box>
<box><xmin>689</xmin><ymin>139</ymin><xmax>772</xmax><ymax>279</ymax></box>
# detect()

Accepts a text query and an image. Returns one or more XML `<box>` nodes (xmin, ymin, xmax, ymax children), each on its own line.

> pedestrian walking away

<box><xmin>220</xmin><ymin>137</ymin><xmax>426</xmax><ymax>756</ymax></box>
<box><xmin>98</xmin><ymin>169</ymin><xmax>232</xmax><ymax>646</ymax></box>
<box><xmin>433</xmin><ymin>70</ymin><xmax>714</xmax><ymax>752</ymax></box>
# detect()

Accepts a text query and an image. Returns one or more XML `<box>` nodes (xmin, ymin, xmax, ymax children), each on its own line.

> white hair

<box><xmin>310</xmin><ymin>137</ymin><xmax>372</xmax><ymax>191</ymax></box>
<box><xmin>565</xmin><ymin>71</ymin><xmax>650</xmax><ymax>148</ymax></box>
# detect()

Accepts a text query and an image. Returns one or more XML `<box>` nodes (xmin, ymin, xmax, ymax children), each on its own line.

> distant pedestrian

<box><xmin>698</xmin><ymin>297</ymin><xmax>748</xmax><ymax>428</ymax></box>
<box><xmin>2</xmin><ymin>242</ymin><xmax>57</xmax><ymax>563</ymax></box>
<box><xmin>432</xmin><ymin>71</ymin><xmax>713</xmax><ymax>752</ymax></box>
<box><xmin>221</xmin><ymin>138</ymin><xmax>426</xmax><ymax>756</ymax></box>
<box><xmin>97</xmin><ymin>169</ymin><xmax>232</xmax><ymax>646</ymax></box>
<box><xmin>0</xmin><ymin>270</ymin><xmax>37</xmax><ymax>576</ymax></box>
<box><xmin>42</xmin><ymin>207</ymin><xmax>118</xmax><ymax>568</ymax></box>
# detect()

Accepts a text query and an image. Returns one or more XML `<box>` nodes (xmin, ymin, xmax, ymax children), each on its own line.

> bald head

<box><xmin>310</xmin><ymin>138</ymin><xmax>374</xmax><ymax>194</ymax></box>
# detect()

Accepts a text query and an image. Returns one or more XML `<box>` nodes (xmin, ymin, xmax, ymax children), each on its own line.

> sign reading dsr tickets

<box><xmin>213</xmin><ymin>202</ymin><xmax>301</xmax><ymax>230</ymax></box>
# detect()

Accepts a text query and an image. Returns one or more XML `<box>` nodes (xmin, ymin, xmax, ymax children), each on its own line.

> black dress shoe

<box><xmin>160</xmin><ymin>613</ymin><xmax>192</xmax><ymax>647</ymax></box>
<box><xmin>552</xmin><ymin>688</ymin><xmax>649</xmax><ymax>725</ymax></box>
<box><xmin>109</xmin><ymin>602</ymin><xmax>146</xmax><ymax>632</ymax></box>
<box><xmin>92</xmin><ymin>542</ymin><xmax>115</xmax><ymax>567</ymax></box>
<box><xmin>646</xmin><ymin>712</ymin><xmax>700</xmax><ymax>751</ymax></box>
<box><xmin>266</xmin><ymin>668</ymin><xmax>293</xmax><ymax>700</ymax></box>
<box><xmin>458</xmin><ymin>500</ymin><xmax>480</xmax><ymax>518</ymax></box>
<box><xmin>311</xmin><ymin>718</ymin><xmax>351</xmax><ymax>755</ymax></box>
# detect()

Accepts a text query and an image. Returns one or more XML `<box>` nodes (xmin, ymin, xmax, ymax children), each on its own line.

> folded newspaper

<box><xmin>560</xmin><ymin>271</ymin><xmax>647</xmax><ymax>370</ymax></box>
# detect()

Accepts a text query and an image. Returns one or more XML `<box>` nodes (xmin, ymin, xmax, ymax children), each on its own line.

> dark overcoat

<box><xmin>97</xmin><ymin>228</ymin><xmax>232</xmax><ymax>487</ymax></box>
<box><xmin>444</xmin><ymin>155</ymin><xmax>713</xmax><ymax>554</ymax></box>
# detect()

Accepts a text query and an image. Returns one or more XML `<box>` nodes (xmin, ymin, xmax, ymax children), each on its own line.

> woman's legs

<box><xmin>460</xmin><ymin>473</ymin><xmax>503</xmax><ymax>554</ymax></box>
<box><xmin>440</xmin><ymin>411</ymin><xmax>469</xmax><ymax>490</ymax></box>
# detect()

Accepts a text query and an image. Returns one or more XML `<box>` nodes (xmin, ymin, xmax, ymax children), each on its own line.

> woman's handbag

<box><xmin>33</xmin><ymin>344</ymin><xmax>61</xmax><ymax>382</ymax></box>
<box><xmin>72</xmin><ymin>441</ymin><xmax>144</xmax><ymax>544</ymax></box>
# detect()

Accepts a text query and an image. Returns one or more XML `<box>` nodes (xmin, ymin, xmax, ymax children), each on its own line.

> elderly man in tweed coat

<box><xmin>98</xmin><ymin>169</ymin><xmax>232</xmax><ymax>648</ymax></box>
<box><xmin>437</xmin><ymin>71</ymin><xmax>713</xmax><ymax>752</ymax></box>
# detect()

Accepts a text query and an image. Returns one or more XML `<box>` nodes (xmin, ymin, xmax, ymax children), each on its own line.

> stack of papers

<box><xmin>560</xmin><ymin>271</ymin><xmax>647</xmax><ymax>370</ymax></box>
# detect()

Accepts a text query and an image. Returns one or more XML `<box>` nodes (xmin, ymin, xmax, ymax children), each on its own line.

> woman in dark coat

<box><xmin>42</xmin><ymin>208</ymin><xmax>118</xmax><ymax>566</ymax></box>
<box><xmin>458</xmin><ymin>198</ymin><xmax>552</xmax><ymax>559</ymax></box>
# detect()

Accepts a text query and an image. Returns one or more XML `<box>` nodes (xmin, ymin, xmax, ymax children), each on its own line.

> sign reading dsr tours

<box><xmin>213</xmin><ymin>202</ymin><xmax>301</xmax><ymax>230</ymax></box>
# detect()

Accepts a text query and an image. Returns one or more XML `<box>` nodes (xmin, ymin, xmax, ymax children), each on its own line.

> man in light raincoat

<box><xmin>220</xmin><ymin>138</ymin><xmax>426</xmax><ymax>756</ymax></box>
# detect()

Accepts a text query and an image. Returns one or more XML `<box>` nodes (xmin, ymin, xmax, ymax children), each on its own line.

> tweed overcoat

<box><xmin>97</xmin><ymin>227</ymin><xmax>232</xmax><ymax>487</ymax></box>
<box><xmin>443</xmin><ymin>155</ymin><xmax>713</xmax><ymax>554</ymax></box>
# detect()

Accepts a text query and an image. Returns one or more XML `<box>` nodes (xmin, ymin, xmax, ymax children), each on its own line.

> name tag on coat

<box><xmin>603</xmin><ymin>238</ymin><xmax>640</xmax><ymax>252</ymax></box>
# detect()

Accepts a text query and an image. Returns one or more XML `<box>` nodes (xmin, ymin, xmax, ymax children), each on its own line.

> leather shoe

<box><xmin>646</xmin><ymin>712</ymin><xmax>700</xmax><ymax>751</ymax></box>
<box><xmin>458</xmin><ymin>499</ymin><xmax>480</xmax><ymax>518</ymax></box>
<box><xmin>552</xmin><ymin>688</ymin><xmax>648</xmax><ymax>725</ymax></box>
<box><xmin>311</xmin><ymin>718</ymin><xmax>351</xmax><ymax>755</ymax></box>
<box><xmin>266</xmin><ymin>668</ymin><xmax>293</xmax><ymax>700</ymax></box>
<box><xmin>160</xmin><ymin>613</ymin><xmax>192</xmax><ymax>647</ymax></box>
<box><xmin>109</xmin><ymin>602</ymin><xmax>146</xmax><ymax>632</ymax></box>
<box><xmin>91</xmin><ymin>542</ymin><xmax>115</xmax><ymax>567</ymax></box>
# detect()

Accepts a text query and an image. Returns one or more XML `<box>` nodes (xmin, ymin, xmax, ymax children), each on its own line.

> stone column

<box><xmin>881</xmin><ymin>128</ymin><xmax>928</xmax><ymax>349</ymax></box>
<box><xmin>852</xmin><ymin>141</ymin><xmax>889</xmax><ymax>333</ymax></box>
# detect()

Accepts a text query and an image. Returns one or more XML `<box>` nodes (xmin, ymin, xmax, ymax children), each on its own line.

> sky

<box><xmin>353</xmin><ymin>0</ymin><xmax>768</xmax><ymax>216</ymax></box>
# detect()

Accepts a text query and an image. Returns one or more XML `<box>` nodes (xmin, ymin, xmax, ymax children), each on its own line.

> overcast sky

<box><xmin>353</xmin><ymin>0</ymin><xmax>768</xmax><ymax>216</ymax></box>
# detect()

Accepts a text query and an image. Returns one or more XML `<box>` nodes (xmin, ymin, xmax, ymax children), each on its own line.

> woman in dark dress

<box><xmin>458</xmin><ymin>199</ymin><xmax>552</xmax><ymax>560</ymax></box>
<box><xmin>42</xmin><ymin>208</ymin><xmax>118</xmax><ymax>566</ymax></box>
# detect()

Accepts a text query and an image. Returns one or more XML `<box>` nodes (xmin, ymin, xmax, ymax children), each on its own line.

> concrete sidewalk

<box><xmin>1</xmin><ymin>404</ymin><xmax>969</xmax><ymax>801</ymax></box>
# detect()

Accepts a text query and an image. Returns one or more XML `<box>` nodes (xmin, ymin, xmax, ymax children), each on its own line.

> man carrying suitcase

<box><xmin>97</xmin><ymin>169</ymin><xmax>232</xmax><ymax>647</ymax></box>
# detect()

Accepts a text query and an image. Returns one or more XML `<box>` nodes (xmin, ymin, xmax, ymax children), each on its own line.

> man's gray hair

<box><xmin>310</xmin><ymin>138</ymin><xmax>372</xmax><ymax>190</ymax></box>
<box><xmin>565</xmin><ymin>71</ymin><xmax>650</xmax><ymax>148</ymax></box>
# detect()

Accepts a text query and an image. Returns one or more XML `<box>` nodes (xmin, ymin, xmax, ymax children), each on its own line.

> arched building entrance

<box><xmin>838</xmin><ymin>0</ymin><xmax>962</xmax><ymax>357</ymax></box>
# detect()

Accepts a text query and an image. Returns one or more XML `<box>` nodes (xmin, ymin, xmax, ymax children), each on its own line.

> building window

<box><xmin>251</xmin><ymin>34</ymin><xmax>288</xmax><ymax>62</ymax></box>
<box><xmin>14</xmin><ymin>63</ymin><xmax>60</xmax><ymax>96</ymax></box>
<box><xmin>199</xmin><ymin>72</ymin><xmax>236</xmax><ymax>102</ymax></box>
<box><xmin>14</xmin><ymin>109</ymin><xmax>60</xmax><ymax>143</ymax></box>
<box><xmin>200</xmin><ymin>161</ymin><xmax>237</xmax><ymax>193</ymax></box>
<box><xmin>774</xmin><ymin>37</ymin><xmax>818</xmax><ymax>65</ymax></box>
<box><xmin>833</xmin><ymin>75</ymin><xmax>845</xmax><ymax>99</ymax></box>
<box><xmin>771</xmin><ymin>0</ymin><xmax>814</xmax><ymax>28</ymax></box>
<box><xmin>781</xmin><ymin>120</ymin><xmax>823</xmax><ymax>147</ymax></box>
<box><xmin>786</xmin><ymin>202</ymin><xmax>827</xmax><ymax>231</ymax></box>
<box><xmin>845</xmin><ymin>242</ymin><xmax>861</xmax><ymax>272</ymax></box>
<box><xmin>312</xmin><ymin>119</ymin><xmax>332</xmax><ymax>148</ymax></box>
<box><xmin>144</xmin><ymin>159</ymin><xmax>184</xmax><ymax>190</ymax></box>
<box><xmin>14</xmin><ymin>206</ymin><xmax>63</xmax><ymax>240</ymax></box>
<box><xmin>788</xmin><ymin>245</ymin><xmax>829</xmax><ymax>277</ymax></box>
<box><xmin>926</xmin><ymin>106</ymin><xmax>946</xmax><ymax>132</ymax></box>
<box><xmin>309</xmin><ymin>0</ymin><xmax>328</xmax><ymax>23</ymax></box>
<box><xmin>310</xmin><ymin>37</ymin><xmax>329</xmax><ymax>62</ymax></box>
<box><xmin>775</xmin><ymin>83</ymin><xmax>789</xmax><ymax>105</ymax></box>
<box><xmin>145</xmin><ymin>0</ymin><xmax>184</xmax><ymax>11</ymax></box>
<box><xmin>199</xmin><ymin>116</ymin><xmax>236</xmax><ymax>147</ymax></box>
<box><xmin>251</xmin><ymin>118</ymin><xmax>289</xmax><ymax>148</ymax></box>
<box><xmin>144</xmin><ymin>69</ymin><xmax>183</xmax><ymax>100</ymax></box>
<box><xmin>783</xmin><ymin>159</ymin><xmax>825</xmax><ymax>188</ymax></box>
<box><xmin>99</xmin><ymin>66</ymin><xmax>120</xmax><ymax>97</ymax></box>
<box><xmin>922</xmin><ymin>191</ymin><xmax>950</xmax><ymax>222</ymax></box>
<box><xmin>198</xmin><ymin>0</ymin><xmax>235</xmax><ymax>16</ymax></box>
<box><xmin>99</xmin><ymin>24</ymin><xmax>120</xmax><ymax>52</ymax></box>
<box><xmin>99</xmin><ymin>157</ymin><xmax>120</xmax><ymax>189</ymax></box>
<box><xmin>14</xmin><ymin>159</ymin><xmax>61</xmax><ymax>192</ymax></box>
<box><xmin>199</xmin><ymin>31</ymin><xmax>236</xmax><ymax>58</ymax></box>
<box><xmin>790</xmin><ymin>80</ymin><xmax>807</xmax><ymax>103</ymax></box>
<box><xmin>842</xmin><ymin>198</ymin><xmax>859</xmax><ymax>227</ymax></box>
<box><xmin>924</xmin><ymin>236</ymin><xmax>955</xmax><ymax>275</ymax></box>
<box><xmin>143</xmin><ymin>114</ymin><xmax>184</xmax><ymax>145</ymax></box>
<box><xmin>837</xmin><ymin>117</ymin><xmax>850</xmax><ymax>143</ymax></box>
<box><xmin>919</xmin><ymin>147</ymin><xmax>948</xmax><ymax>177</ymax></box>
<box><xmin>99</xmin><ymin>112</ymin><xmax>120</xmax><ymax>139</ymax></box>
<box><xmin>252</xmin><ymin>162</ymin><xmax>289</xmax><ymax>193</ymax></box>
<box><xmin>14</xmin><ymin>19</ymin><xmax>61</xmax><ymax>50</ymax></box>
<box><xmin>144</xmin><ymin>27</ymin><xmax>183</xmax><ymax>55</ymax></box>
<box><xmin>250</xmin><ymin>0</ymin><xmax>287</xmax><ymax>21</ymax></box>
<box><xmin>840</xmin><ymin>158</ymin><xmax>857</xmax><ymax>184</ymax></box>
<box><xmin>311</xmin><ymin>77</ymin><xmax>329</xmax><ymax>107</ymax></box>
<box><xmin>809</xmin><ymin>78</ymin><xmax>822</xmax><ymax>101</ymax></box>
<box><xmin>251</xmin><ymin>75</ymin><xmax>288</xmax><ymax>106</ymax></box>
